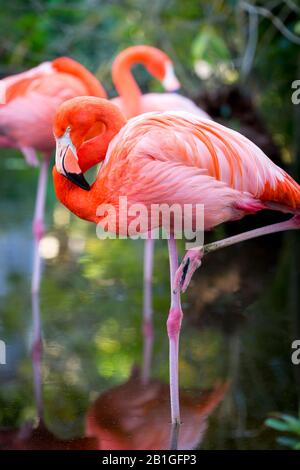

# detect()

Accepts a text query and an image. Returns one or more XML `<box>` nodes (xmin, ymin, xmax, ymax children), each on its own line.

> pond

<box><xmin>0</xmin><ymin>150</ymin><xmax>299</xmax><ymax>450</ymax></box>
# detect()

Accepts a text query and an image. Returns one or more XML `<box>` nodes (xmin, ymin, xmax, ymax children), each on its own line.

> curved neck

<box><xmin>76</xmin><ymin>101</ymin><xmax>127</xmax><ymax>172</ymax></box>
<box><xmin>112</xmin><ymin>46</ymin><xmax>165</xmax><ymax>117</ymax></box>
<box><xmin>54</xmin><ymin>99</ymin><xmax>126</xmax><ymax>221</ymax></box>
<box><xmin>52</xmin><ymin>57</ymin><xmax>107</xmax><ymax>98</ymax></box>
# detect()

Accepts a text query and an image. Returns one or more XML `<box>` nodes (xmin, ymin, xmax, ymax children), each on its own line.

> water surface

<box><xmin>0</xmin><ymin>152</ymin><xmax>299</xmax><ymax>450</ymax></box>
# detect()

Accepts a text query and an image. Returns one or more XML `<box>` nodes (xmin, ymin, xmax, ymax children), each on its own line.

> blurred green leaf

<box><xmin>266</xmin><ymin>413</ymin><xmax>300</xmax><ymax>449</ymax></box>
<box><xmin>192</xmin><ymin>26</ymin><xmax>231</xmax><ymax>64</ymax></box>
<box><xmin>277</xmin><ymin>437</ymin><xmax>300</xmax><ymax>449</ymax></box>
<box><xmin>294</xmin><ymin>21</ymin><xmax>300</xmax><ymax>35</ymax></box>
<box><xmin>265</xmin><ymin>418</ymin><xmax>290</xmax><ymax>432</ymax></box>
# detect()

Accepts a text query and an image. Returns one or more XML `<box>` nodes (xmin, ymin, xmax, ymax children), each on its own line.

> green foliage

<box><xmin>192</xmin><ymin>26</ymin><xmax>231</xmax><ymax>65</ymax></box>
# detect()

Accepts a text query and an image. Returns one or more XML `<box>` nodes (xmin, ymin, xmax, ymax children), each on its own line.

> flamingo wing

<box><xmin>0</xmin><ymin>93</ymin><xmax>63</xmax><ymax>151</ymax></box>
<box><xmin>127</xmin><ymin>159</ymin><xmax>254</xmax><ymax>229</ymax></box>
<box><xmin>0</xmin><ymin>61</ymin><xmax>94</xmax><ymax>152</ymax></box>
<box><xmin>0</xmin><ymin>62</ymin><xmax>53</xmax><ymax>104</ymax></box>
<box><xmin>0</xmin><ymin>59</ymin><xmax>101</xmax><ymax>105</ymax></box>
<box><xmin>104</xmin><ymin>111</ymin><xmax>300</xmax><ymax>214</ymax></box>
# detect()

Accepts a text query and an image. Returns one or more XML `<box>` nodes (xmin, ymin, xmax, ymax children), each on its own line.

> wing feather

<box><xmin>103</xmin><ymin>111</ymin><xmax>300</xmax><ymax>210</ymax></box>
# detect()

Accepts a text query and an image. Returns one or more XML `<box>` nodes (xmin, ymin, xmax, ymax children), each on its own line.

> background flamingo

<box><xmin>52</xmin><ymin>98</ymin><xmax>300</xmax><ymax>426</ymax></box>
<box><xmin>0</xmin><ymin>58</ymin><xmax>106</xmax><ymax>421</ymax></box>
<box><xmin>111</xmin><ymin>45</ymin><xmax>210</xmax><ymax>383</ymax></box>
<box><xmin>111</xmin><ymin>45</ymin><xmax>210</xmax><ymax>119</ymax></box>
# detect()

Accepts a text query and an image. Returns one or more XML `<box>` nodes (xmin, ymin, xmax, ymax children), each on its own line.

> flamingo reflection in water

<box><xmin>86</xmin><ymin>369</ymin><xmax>227</xmax><ymax>450</ymax></box>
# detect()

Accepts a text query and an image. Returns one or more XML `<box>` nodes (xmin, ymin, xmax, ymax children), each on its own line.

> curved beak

<box><xmin>55</xmin><ymin>129</ymin><xmax>90</xmax><ymax>191</ymax></box>
<box><xmin>162</xmin><ymin>63</ymin><xmax>181</xmax><ymax>92</ymax></box>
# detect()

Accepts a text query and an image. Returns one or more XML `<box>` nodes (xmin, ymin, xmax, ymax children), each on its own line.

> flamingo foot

<box><xmin>173</xmin><ymin>248</ymin><xmax>203</xmax><ymax>294</ymax></box>
<box><xmin>33</xmin><ymin>219</ymin><xmax>45</xmax><ymax>241</ymax></box>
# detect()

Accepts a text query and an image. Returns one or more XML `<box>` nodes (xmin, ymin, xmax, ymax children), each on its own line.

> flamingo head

<box><xmin>133</xmin><ymin>45</ymin><xmax>180</xmax><ymax>91</ymax></box>
<box><xmin>144</xmin><ymin>48</ymin><xmax>181</xmax><ymax>92</ymax></box>
<box><xmin>54</xmin><ymin>96</ymin><xmax>126</xmax><ymax>190</ymax></box>
<box><xmin>161</xmin><ymin>62</ymin><xmax>181</xmax><ymax>92</ymax></box>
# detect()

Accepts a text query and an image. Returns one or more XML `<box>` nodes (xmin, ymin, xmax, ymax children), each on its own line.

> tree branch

<box><xmin>240</xmin><ymin>1</ymin><xmax>300</xmax><ymax>45</ymax></box>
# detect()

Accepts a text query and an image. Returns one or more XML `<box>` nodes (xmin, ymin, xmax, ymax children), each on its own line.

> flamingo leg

<box><xmin>175</xmin><ymin>215</ymin><xmax>300</xmax><ymax>293</ymax></box>
<box><xmin>31</xmin><ymin>292</ymin><xmax>43</xmax><ymax>421</ymax></box>
<box><xmin>30</xmin><ymin>153</ymin><xmax>50</xmax><ymax>421</ymax></box>
<box><xmin>169</xmin><ymin>421</ymin><xmax>180</xmax><ymax>450</ymax></box>
<box><xmin>167</xmin><ymin>235</ymin><xmax>183</xmax><ymax>425</ymax></box>
<box><xmin>141</xmin><ymin>238</ymin><xmax>154</xmax><ymax>385</ymax></box>
<box><xmin>32</xmin><ymin>154</ymin><xmax>50</xmax><ymax>294</ymax></box>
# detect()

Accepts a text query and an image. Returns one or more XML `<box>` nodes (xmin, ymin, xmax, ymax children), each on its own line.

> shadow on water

<box><xmin>0</xmin><ymin>154</ymin><xmax>299</xmax><ymax>449</ymax></box>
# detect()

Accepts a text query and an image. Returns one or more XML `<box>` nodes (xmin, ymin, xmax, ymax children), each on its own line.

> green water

<box><xmin>0</xmin><ymin>151</ymin><xmax>299</xmax><ymax>450</ymax></box>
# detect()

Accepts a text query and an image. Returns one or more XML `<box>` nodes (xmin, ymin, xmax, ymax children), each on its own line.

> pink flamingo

<box><xmin>111</xmin><ymin>45</ymin><xmax>210</xmax><ymax>118</ymax></box>
<box><xmin>0</xmin><ymin>58</ymin><xmax>106</xmax><ymax>420</ymax></box>
<box><xmin>111</xmin><ymin>45</ymin><xmax>210</xmax><ymax>383</ymax></box>
<box><xmin>52</xmin><ymin>99</ymin><xmax>300</xmax><ymax>425</ymax></box>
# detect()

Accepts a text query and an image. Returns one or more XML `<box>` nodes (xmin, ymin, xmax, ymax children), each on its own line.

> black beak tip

<box><xmin>65</xmin><ymin>172</ymin><xmax>91</xmax><ymax>191</ymax></box>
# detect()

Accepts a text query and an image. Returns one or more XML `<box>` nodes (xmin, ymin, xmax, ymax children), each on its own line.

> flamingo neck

<box><xmin>52</xmin><ymin>57</ymin><xmax>107</xmax><ymax>98</ymax></box>
<box><xmin>76</xmin><ymin>103</ymin><xmax>126</xmax><ymax>172</ymax></box>
<box><xmin>112</xmin><ymin>48</ymin><xmax>159</xmax><ymax>117</ymax></box>
<box><xmin>53</xmin><ymin>99</ymin><xmax>126</xmax><ymax>222</ymax></box>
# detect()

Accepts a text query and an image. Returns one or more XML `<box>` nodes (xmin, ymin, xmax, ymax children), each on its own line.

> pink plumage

<box><xmin>0</xmin><ymin>59</ymin><xmax>106</xmax><ymax>156</ymax></box>
<box><xmin>98</xmin><ymin>111</ymin><xmax>300</xmax><ymax>231</ymax></box>
<box><xmin>112</xmin><ymin>92</ymin><xmax>210</xmax><ymax>119</ymax></box>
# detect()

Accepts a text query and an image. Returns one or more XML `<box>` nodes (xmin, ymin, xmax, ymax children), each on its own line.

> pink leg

<box><xmin>141</xmin><ymin>238</ymin><xmax>154</xmax><ymax>385</ymax></box>
<box><xmin>31</xmin><ymin>153</ymin><xmax>50</xmax><ymax>421</ymax></box>
<box><xmin>167</xmin><ymin>235</ymin><xmax>183</xmax><ymax>425</ymax></box>
<box><xmin>32</xmin><ymin>155</ymin><xmax>50</xmax><ymax>294</ymax></box>
<box><xmin>169</xmin><ymin>422</ymin><xmax>180</xmax><ymax>450</ymax></box>
<box><xmin>174</xmin><ymin>215</ymin><xmax>300</xmax><ymax>293</ymax></box>
<box><xmin>32</xmin><ymin>292</ymin><xmax>43</xmax><ymax>421</ymax></box>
